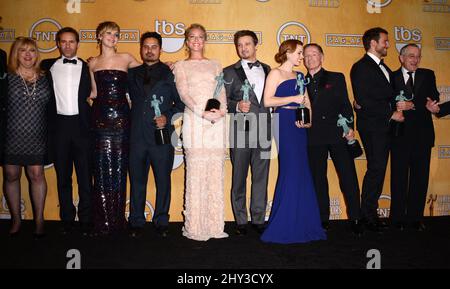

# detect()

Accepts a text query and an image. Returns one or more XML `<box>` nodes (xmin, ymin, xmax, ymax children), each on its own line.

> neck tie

<box><xmin>63</xmin><ymin>58</ymin><xmax>77</xmax><ymax>65</ymax></box>
<box><xmin>248</xmin><ymin>61</ymin><xmax>261</xmax><ymax>69</ymax></box>
<box><xmin>406</xmin><ymin>71</ymin><xmax>414</xmax><ymax>95</ymax></box>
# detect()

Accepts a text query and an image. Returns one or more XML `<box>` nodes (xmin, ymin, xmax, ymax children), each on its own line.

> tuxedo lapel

<box><xmin>134</xmin><ymin>65</ymin><xmax>147</xmax><ymax>98</ymax></box>
<box><xmin>365</xmin><ymin>54</ymin><xmax>391</xmax><ymax>86</ymax></box>
<box><xmin>413</xmin><ymin>69</ymin><xmax>424</xmax><ymax>97</ymax></box>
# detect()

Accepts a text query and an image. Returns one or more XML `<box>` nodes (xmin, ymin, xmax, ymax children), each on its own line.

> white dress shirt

<box><xmin>367</xmin><ymin>52</ymin><xmax>390</xmax><ymax>83</ymax></box>
<box><xmin>50</xmin><ymin>56</ymin><xmax>82</xmax><ymax>115</ymax></box>
<box><xmin>241</xmin><ymin>59</ymin><xmax>265</xmax><ymax>103</ymax></box>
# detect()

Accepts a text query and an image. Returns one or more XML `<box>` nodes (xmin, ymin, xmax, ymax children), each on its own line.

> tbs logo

<box><xmin>394</xmin><ymin>26</ymin><xmax>422</xmax><ymax>52</ymax></box>
<box><xmin>155</xmin><ymin>20</ymin><xmax>186</xmax><ymax>53</ymax></box>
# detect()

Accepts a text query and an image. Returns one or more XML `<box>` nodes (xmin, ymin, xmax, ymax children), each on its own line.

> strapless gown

<box><xmin>92</xmin><ymin>70</ymin><xmax>130</xmax><ymax>235</ymax></box>
<box><xmin>261</xmin><ymin>73</ymin><xmax>326</xmax><ymax>244</ymax></box>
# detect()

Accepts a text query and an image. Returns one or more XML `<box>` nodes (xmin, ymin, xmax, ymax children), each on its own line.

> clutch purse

<box><xmin>347</xmin><ymin>139</ymin><xmax>363</xmax><ymax>159</ymax></box>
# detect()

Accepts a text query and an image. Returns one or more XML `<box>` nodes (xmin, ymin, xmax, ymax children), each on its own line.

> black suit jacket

<box><xmin>437</xmin><ymin>101</ymin><xmax>450</xmax><ymax>118</ymax></box>
<box><xmin>0</xmin><ymin>49</ymin><xmax>7</xmax><ymax>163</ymax></box>
<box><xmin>40</xmin><ymin>57</ymin><xmax>92</xmax><ymax>161</ymax></box>
<box><xmin>127</xmin><ymin>62</ymin><xmax>184</xmax><ymax>146</ymax></box>
<box><xmin>223</xmin><ymin>60</ymin><xmax>271</xmax><ymax>148</ymax></box>
<box><xmin>392</xmin><ymin>67</ymin><xmax>440</xmax><ymax>147</ymax></box>
<box><xmin>350</xmin><ymin>54</ymin><xmax>394</xmax><ymax>132</ymax></box>
<box><xmin>306</xmin><ymin>69</ymin><xmax>354</xmax><ymax>146</ymax></box>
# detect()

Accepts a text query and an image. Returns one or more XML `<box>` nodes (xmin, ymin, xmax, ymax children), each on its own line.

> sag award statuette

<box><xmin>337</xmin><ymin>114</ymin><xmax>363</xmax><ymax>158</ymax></box>
<box><xmin>205</xmin><ymin>72</ymin><xmax>231</xmax><ymax>111</ymax></box>
<box><xmin>151</xmin><ymin>94</ymin><xmax>170</xmax><ymax>145</ymax></box>
<box><xmin>391</xmin><ymin>90</ymin><xmax>413</xmax><ymax>137</ymax></box>
<box><xmin>295</xmin><ymin>74</ymin><xmax>311</xmax><ymax>124</ymax></box>
<box><xmin>240</xmin><ymin>79</ymin><xmax>254</xmax><ymax>131</ymax></box>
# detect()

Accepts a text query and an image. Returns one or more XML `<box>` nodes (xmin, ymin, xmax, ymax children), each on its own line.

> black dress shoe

<box><xmin>61</xmin><ymin>222</ymin><xmax>74</xmax><ymax>235</ymax></box>
<box><xmin>321</xmin><ymin>221</ymin><xmax>330</xmax><ymax>232</ymax></box>
<box><xmin>412</xmin><ymin>221</ymin><xmax>426</xmax><ymax>232</ymax></box>
<box><xmin>129</xmin><ymin>227</ymin><xmax>144</xmax><ymax>238</ymax></box>
<box><xmin>364</xmin><ymin>221</ymin><xmax>383</xmax><ymax>233</ymax></box>
<box><xmin>349</xmin><ymin>220</ymin><xmax>363</xmax><ymax>237</ymax></box>
<box><xmin>392</xmin><ymin>222</ymin><xmax>406</xmax><ymax>231</ymax></box>
<box><xmin>80</xmin><ymin>222</ymin><xmax>92</xmax><ymax>236</ymax></box>
<box><xmin>9</xmin><ymin>230</ymin><xmax>20</xmax><ymax>237</ymax></box>
<box><xmin>156</xmin><ymin>226</ymin><xmax>169</xmax><ymax>237</ymax></box>
<box><xmin>375</xmin><ymin>218</ymin><xmax>389</xmax><ymax>229</ymax></box>
<box><xmin>235</xmin><ymin>225</ymin><xmax>247</xmax><ymax>236</ymax></box>
<box><xmin>252</xmin><ymin>224</ymin><xmax>266</xmax><ymax>235</ymax></box>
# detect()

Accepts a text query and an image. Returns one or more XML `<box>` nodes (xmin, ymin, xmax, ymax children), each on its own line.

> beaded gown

<box><xmin>92</xmin><ymin>70</ymin><xmax>130</xmax><ymax>235</ymax></box>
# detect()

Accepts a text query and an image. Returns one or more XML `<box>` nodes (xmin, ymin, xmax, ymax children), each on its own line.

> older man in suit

<box><xmin>390</xmin><ymin>44</ymin><xmax>440</xmax><ymax>231</ymax></box>
<box><xmin>41</xmin><ymin>27</ymin><xmax>93</xmax><ymax>235</ymax></box>
<box><xmin>223</xmin><ymin>30</ymin><xmax>271</xmax><ymax>235</ymax></box>
<box><xmin>350</xmin><ymin>27</ymin><xmax>403</xmax><ymax>232</ymax></box>
<box><xmin>304</xmin><ymin>43</ymin><xmax>362</xmax><ymax>236</ymax></box>
<box><xmin>127</xmin><ymin>32</ymin><xmax>184</xmax><ymax>238</ymax></box>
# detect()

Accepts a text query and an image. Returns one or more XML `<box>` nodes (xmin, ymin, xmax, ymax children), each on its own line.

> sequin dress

<box><xmin>92</xmin><ymin>70</ymin><xmax>130</xmax><ymax>235</ymax></box>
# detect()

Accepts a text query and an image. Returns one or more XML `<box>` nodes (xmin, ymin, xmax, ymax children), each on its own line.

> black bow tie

<box><xmin>248</xmin><ymin>61</ymin><xmax>261</xmax><ymax>69</ymax></box>
<box><xmin>63</xmin><ymin>58</ymin><xmax>77</xmax><ymax>65</ymax></box>
<box><xmin>379</xmin><ymin>59</ymin><xmax>385</xmax><ymax>67</ymax></box>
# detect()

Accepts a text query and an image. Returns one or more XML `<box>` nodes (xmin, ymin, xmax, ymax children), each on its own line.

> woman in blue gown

<box><xmin>88</xmin><ymin>21</ymin><xmax>140</xmax><ymax>235</ymax></box>
<box><xmin>261</xmin><ymin>39</ymin><xmax>326</xmax><ymax>244</ymax></box>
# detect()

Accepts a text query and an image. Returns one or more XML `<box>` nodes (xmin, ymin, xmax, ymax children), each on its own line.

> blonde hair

<box><xmin>274</xmin><ymin>39</ymin><xmax>303</xmax><ymax>64</ymax></box>
<box><xmin>96</xmin><ymin>21</ymin><xmax>120</xmax><ymax>44</ymax></box>
<box><xmin>8</xmin><ymin>37</ymin><xmax>41</xmax><ymax>75</ymax></box>
<box><xmin>184</xmin><ymin>23</ymin><xmax>207</xmax><ymax>53</ymax></box>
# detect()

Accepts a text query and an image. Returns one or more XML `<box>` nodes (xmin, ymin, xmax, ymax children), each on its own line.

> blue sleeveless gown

<box><xmin>261</xmin><ymin>74</ymin><xmax>326</xmax><ymax>244</ymax></box>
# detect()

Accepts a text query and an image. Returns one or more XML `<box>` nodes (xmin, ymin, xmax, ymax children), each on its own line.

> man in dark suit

<box><xmin>303</xmin><ymin>43</ymin><xmax>362</xmax><ymax>236</ymax></box>
<box><xmin>0</xmin><ymin>48</ymin><xmax>7</xmax><ymax>164</ymax></box>
<box><xmin>40</xmin><ymin>27</ymin><xmax>92</xmax><ymax>235</ymax></box>
<box><xmin>223</xmin><ymin>30</ymin><xmax>271</xmax><ymax>235</ymax></box>
<box><xmin>350</xmin><ymin>27</ymin><xmax>403</xmax><ymax>232</ymax></box>
<box><xmin>390</xmin><ymin>44</ymin><xmax>440</xmax><ymax>231</ymax></box>
<box><xmin>127</xmin><ymin>32</ymin><xmax>184</xmax><ymax>238</ymax></box>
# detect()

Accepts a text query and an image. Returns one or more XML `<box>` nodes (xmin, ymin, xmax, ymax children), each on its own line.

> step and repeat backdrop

<box><xmin>0</xmin><ymin>0</ymin><xmax>449</xmax><ymax>222</ymax></box>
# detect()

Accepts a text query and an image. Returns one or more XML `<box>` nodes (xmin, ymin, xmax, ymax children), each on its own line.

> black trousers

<box><xmin>54</xmin><ymin>115</ymin><xmax>93</xmax><ymax>224</ymax></box>
<box><xmin>128</xmin><ymin>142</ymin><xmax>174</xmax><ymax>228</ymax></box>
<box><xmin>308</xmin><ymin>143</ymin><xmax>361</xmax><ymax>222</ymax></box>
<box><xmin>359</xmin><ymin>130</ymin><xmax>390</xmax><ymax>221</ymax></box>
<box><xmin>390</xmin><ymin>138</ymin><xmax>431</xmax><ymax>223</ymax></box>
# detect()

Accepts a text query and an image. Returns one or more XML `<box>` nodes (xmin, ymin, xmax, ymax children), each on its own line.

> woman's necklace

<box><xmin>18</xmin><ymin>71</ymin><xmax>37</xmax><ymax>97</ymax></box>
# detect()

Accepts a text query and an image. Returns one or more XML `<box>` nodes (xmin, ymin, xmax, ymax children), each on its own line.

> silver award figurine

<box><xmin>295</xmin><ymin>74</ymin><xmax>311</xmax><ymax>125</ymax></box>
<box><xmin>151</xmin><ymin>94</ymin><xmax>170</xmax><ymax>145</ymax></box>
<box><xmin>240</xmin><ymin>79</ymin><xmax>254</xmax><ymax>131</ymax></box>
<box><xmin>391</xmin><ymin>90</ymin><xmax>414</xmax><ymax>137</ymax></box>
<box><xmin>337</xmin><ymin>114</ymin><xmax>363</xmax><ymax>158</ymax></box>
<box><xmin>205</xmin><ymin>72</ymin><xmax>231</xmax><ymax>111</ymax></box>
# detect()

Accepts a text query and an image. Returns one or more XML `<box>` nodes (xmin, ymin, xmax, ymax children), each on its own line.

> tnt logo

<box><xmin>125</xmin><ymin>200</ymin><xmax>155</xmax><ymax>221</ymax></box>
<box><xmin>394</xmin><ymin>26</ymin><xmax>422</xmax><ymax>52</ymax></box>
<box><xmin>29</xmin><ymin>18</ymin><xmax>62</xmax><ymax>53</ymax></box>
<box><xmin>277</xmin><ymin>21</ymin><xmax>311</xmax><ymax>46</ymax></box>
<box><xmin>366</xmin><ymin>0</ymin><xmax>392</xmax><ymax>13</ymax></box>
<box><xmin>155</xmin><ymin>20</ymin><xmax>186</xmax><ymax>53</ymax></box>
<box><xmin>377</xmin><ymin>194</ymin><xmax>391</xmax><ymax>218</ymax></box>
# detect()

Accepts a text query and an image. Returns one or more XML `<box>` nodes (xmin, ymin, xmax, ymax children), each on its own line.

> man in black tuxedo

<box><xmin>127</xmin><ymin>32</ymin><xmax>184</xmax><ymax>238</ymax></box>
<box><xmin>41</xmin><ymin>27</ymin><xmax>93</xmax><ymax>235</ymax></box>
<box><xmin>0</xmin><ymin>48</ymin><xmax>7</xmax><ymax>164</ymax></box>
<box><xmin>350</xmin><ymin>27</ymin><xmax>403</xmax><ymax>232</ymax></box>
<box><xmin>390</xmin><ymin>44</ymin><xmax>440</xmax><ymax>231</ymax></box>
<box><xmin>303</xmin><ymin>43</ymin><xmax>362</xmax><ymax>236</ymax></box>
<box><xmin>224</xmin><ymin>30</ymin><xmax>271</xmax><ymax>235</ymax></box>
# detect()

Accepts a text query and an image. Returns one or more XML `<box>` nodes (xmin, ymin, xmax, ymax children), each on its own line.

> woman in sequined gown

<box><xmin>3</xmin><ymin>37</ymin><xmax>51</xmax><ymax>237</ymax></box>
<box><xmin>173</xmin><ymin>24</ymin><xmax>228</xmax><ymax>241</ymax></box>
<box><xmin>261</xmin><ymin>40</ymin><xmax>326</xmax><ymax>244</ymax></box>
<box><xmin>89</xmin><ymin>22</ymin><xmax>140</xmax><ymax>235</ymax></box>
